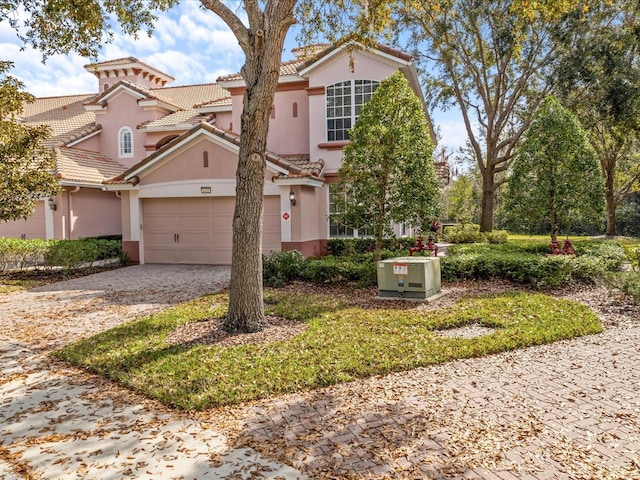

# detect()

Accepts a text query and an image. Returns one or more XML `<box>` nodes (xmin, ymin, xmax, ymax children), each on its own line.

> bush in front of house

<box><xmin>263</xmin><ymin>250</ymin><xmax>306</xmax><ymax>287</ymax></box>
<box><xmin>0</xmin><ymin>238</ymin><xmax>50</xmax><ymax>271</ymax></box>
<box><xmin>326</xmin><ymin>237</ymin><xmax>418</xmax><ymax>256</ymax></box>
<box><xmin>0</xmin><ymin>238</ymin><xmax>123</xmax><ymax>272</ymax></box>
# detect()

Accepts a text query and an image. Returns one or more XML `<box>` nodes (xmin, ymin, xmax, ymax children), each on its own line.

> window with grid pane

<box><xmin>326</xmin><ymin>79</ymin><xmax>379</xmax><ymax>142</ymax></box>
<box><xmin>118</xmin><ymin>126</ymin><xmax>133</xmax><ymax>158</ymax></box>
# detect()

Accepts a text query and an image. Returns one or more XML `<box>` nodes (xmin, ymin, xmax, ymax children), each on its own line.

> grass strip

<box><xmin>57</xmin><ymin>290</ymin><xmax>602</xmax><ymax>410</ymax></box>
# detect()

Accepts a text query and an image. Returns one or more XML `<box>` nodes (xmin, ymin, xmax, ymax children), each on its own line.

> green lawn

<box><xmin>507</xmin><ymin>234</ymin><xmax>591</xmax><ymax>243</ymax></box>
<box><xmin>57</xmin><ymin>289</ymin><xmax>602</xmax><ymax>410</ymax></box>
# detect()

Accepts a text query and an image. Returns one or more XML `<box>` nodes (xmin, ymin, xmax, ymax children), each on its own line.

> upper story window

<box><xmin>118</xmin><ymin>126</ymin><xmax>133</xmax><ymax>158</ymax></box>
<box><xmin>326</xmin><ymin>79</ymin><xmax>379</xmax><ymax>141</ymax></box>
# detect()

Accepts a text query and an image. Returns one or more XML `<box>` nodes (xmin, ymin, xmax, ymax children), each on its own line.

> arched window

<box><xmin>326</xmin><ymin>79</ymin><xmax>379</xmax><ymax>141</ymax></box>
<box><xmin>118</xmin><ymin>126</ymin><xmax>133</xmax><ymax>158</ymax></box>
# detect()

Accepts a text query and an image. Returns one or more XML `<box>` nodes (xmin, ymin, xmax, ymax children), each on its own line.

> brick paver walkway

<box><xmin>1</xmin><ymin>265</ymin><xmax>639</xmax><ymax>479</ymax></box>
<box><xmin>227</xmin><ymin>323</ymin><xmax>640</xmax><ymax>479</ymax></box>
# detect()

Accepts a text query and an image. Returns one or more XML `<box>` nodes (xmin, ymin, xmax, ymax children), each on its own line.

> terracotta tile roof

<box><xmin>84</xmin><ymin>56</ymin><xmax>175</xmax><ymax>81</ymax></box>
<box><xmin>105</xmin><ymin>123</ymin><xmax>324</xmax><ymax>185</ymax></box>
<box><xmin>217</xmin><ymin>42</ymin><xmax>412</xmax><ymax>84</ymax></box>
<box><xmin>55</xmin><ymin>147</ymin><xmax>126</xmax><ymax>184</ymax></box>
<box><xmin>217</xmin><ymin>58</ymin><xmax>306</xmax><ymax>83</ymax></box>
<box><xmin>83</xmin><ymin>80</ymin><xmax>182</xmax><ymax>109</ymax></box>
<box><xmin>139</xmin><ymin>111</ymin><xmax>215</xmax><ymax>129</ymax></box>
<box><xmin>278</xmin><ymin>155</ymin><xmax>324</xmax><ymax>179</ymax></box>
<box><xmin>194</xmin><ymin>96</ymin><xmax>232</xmax><ymax>109</ymax></box>
<box><xmin>19</xmin><ymin>94</ymin><xmax>98</xmax><ymax>147</ymax></box>
<box><xmin>153</xmin><ymin>83</ymin><xmax>229</xmax><ymax>109</ymax></box>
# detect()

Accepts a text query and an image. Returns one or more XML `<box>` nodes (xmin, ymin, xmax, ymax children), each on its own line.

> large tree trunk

<box><xmin>224</xmin><ymin>27</ymin><xmax>291</xmax><ymax>333</ymax></box>
<box><xmin>604</xmin><ymin>165</ymin><xmax>617</xmax><ymax>236</ymax></box>
<box><xmin>479</xmin><ymin>164</ymin><xmax>495</xmax><ymax>232</ymax></box>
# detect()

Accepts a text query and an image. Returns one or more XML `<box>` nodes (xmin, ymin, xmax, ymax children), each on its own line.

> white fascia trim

<box><xmin>59</xmin><ymin>181</ymin><xmax>102</xmax><ymax>188</ymax></box>
<box><xmin>84</xmin><ymin>104</ymin><xmax>107</xmax><ymax>112</ymax></box>
<box><xmin>298</xmin><ymin>42</ymin><xmax>411</xmax><ymax>77</ymax></box>
<box><xmin>102</xmin><ymin>85</ymin><xmax>147</xmax><ymax>103</ymax></box>
<box><xmin>102</xmin><ymin>183</ymin><xmax>137</xmax><ymax>191</ymax></box>
<box><xmin>138</xmin><ymin>99</ymin><xmax>179</xmax><ymax>112</ymax></box>
<box><xmin>137</xmin><ymin>123</ymin><xmax>194</xmax><ymax>132</ymax></box>
<box><xmin>272</xmin><ymin>177</ymin><xmax>324</xmax><ymax>187</ymax></box>
<box><xmin>219</xmin><ymin>74</ymin><xmax>305</xmax><ymax>89</ymax></box>
<box><xmin>401</xmin><ymin>65</ymin><xmax>426</xmax><ymax>106</ymax></box>
<box><xmin>267</xmin><ymin>161</ymin><xmax>289</xmax><ymax>175</ymax></box>
<box><xmin>66</xmin><ymin>128</ymin><xmax>101</xmax><ymax>147</ymax></box>
<box><xmin>195</xmin><ymin>105</ymin><xmax>232</xmax><ymax>114</ymax></box>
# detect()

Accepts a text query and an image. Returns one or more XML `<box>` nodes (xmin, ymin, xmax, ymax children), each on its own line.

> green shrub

<box><xmin>44</xmin><ymin>239</ymin><xmax>122</xmax><ymax>271</ymax></box>
<box><xmin>486</xmin><ymin>230</ymin><xmax>509</xmax><ymax>244</ymax></box>
<box><xmin>263</xmin><ymin>250</ymin><xmax>305</xmax><ymax>287</ymax></box>
<box><xmin>0</xmin><ymin>238</ymin><xmax>50</xmax><ymax>271</ymax></box>
<box><xmin>630</xmin><ymin>246</ymin><xmax>640</xmax><ymax>271</ymax></box>
<box><xmin>442</xmin><ymin>240</ymin><xmax>625</xmax><ymax>288</ymax></box>
<box><xmin>326</xmin><ymin>237</ymin><xmax>417</xmax><ymax>256</ymax></box>
<box><xmin>445</xmin><ymin>224</ymin><xmax>485</xmax><ymax>243</ymax></box>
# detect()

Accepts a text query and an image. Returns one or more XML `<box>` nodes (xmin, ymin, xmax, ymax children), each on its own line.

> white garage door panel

<box><xmin>143</xmin><ymin>196</ymin><xmax>281</xmax><ymax>265</ymax></box>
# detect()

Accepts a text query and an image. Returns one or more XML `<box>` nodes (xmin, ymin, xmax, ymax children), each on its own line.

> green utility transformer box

<box><xmin>377</xmin><ymin>256</ymin><xmax>441</xmax><ymax>300</ymax></box>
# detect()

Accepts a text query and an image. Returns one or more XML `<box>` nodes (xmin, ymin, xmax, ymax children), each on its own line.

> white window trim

<box><xmin>118</xmin><ymin>126</ymin><xmax>134</xmax><ymax>158</ymax></box>
<box><xmin>325</xmin><ymin>79</ymin><xmax>380</xmax><ymax>142</ymax></box>
<box><xmin>327</xmin><ymin>184</ymin><xmax>369</xmax><ymax>238</ymax></box>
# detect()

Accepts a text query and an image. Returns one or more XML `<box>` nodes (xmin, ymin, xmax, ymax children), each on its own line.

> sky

<box><xmin>0</xmin><ymin>1</ymin><xmax>467</xmax><ymax>151</ymax></box>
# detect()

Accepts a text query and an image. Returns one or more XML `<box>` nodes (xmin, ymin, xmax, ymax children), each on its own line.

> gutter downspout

<box><xmin>66</xmin><ymin>186</ymin><xmax>80</xmax><ymax>239</ymax></box>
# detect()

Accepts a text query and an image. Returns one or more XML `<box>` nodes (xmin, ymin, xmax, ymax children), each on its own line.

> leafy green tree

<box><xmin>333</xmin><ymin>71</ymin><xmax>439</xmax><ymax>261</ymax></box>
<box><xmin>554</xmin><ymin>1</ymin><xmax>640</xmax><ymax>236</ymax></box>
<box><xmin>0</xmin><ymin>61</ymin><xmax>59</xmax><ymax>221</ymax></box>
<box><xmin>443</xmin><ymin>173</ymin><xmax>480</xmax><ymax>225</ymax></box>
<box><xmin>395</xmin><ymin>0</ymin><xmax>590</xmax><ymax>233</ymax></box>
<box><xmin>505</xmin><ymin>97</ymin><xmax>604</xmax><ymax>241</ymax></box>
<box><xmin>1</xmin><ymin>0</ymin><xmax>382</xmax><ymax>333</ymax></box>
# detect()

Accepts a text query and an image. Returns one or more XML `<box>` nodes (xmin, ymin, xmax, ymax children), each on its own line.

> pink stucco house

<box><xmin>2</xmin><ymin>42</ymin><xmax>449</xmax><ymax>264</ymax></box>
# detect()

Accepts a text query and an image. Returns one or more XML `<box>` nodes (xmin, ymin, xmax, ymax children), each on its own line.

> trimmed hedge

<box><xmin>441</xmin><ymin>240</ymin><xmax>626</xmax><ymax>288</ymax></box>
<box><xmin>326</xmin><ymin>237</ymin><xmax>420</xmax><ymax>256</ymax></box>
<box><xmin>264</xmin><ymin>240</ymin><xmax>627</xmax><ymax>290</ymax></box>
<box><xmin>0</xmin><ymin>238</ymin><xmax>123</xmax><ymax>272</ymax></box>
<box><xmin>444</xmin><ymin>224</ymin><xmax>509</xmax><ymax>244</ymax></box>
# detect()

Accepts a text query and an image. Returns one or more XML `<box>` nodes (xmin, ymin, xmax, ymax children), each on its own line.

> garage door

<box><xmin>143</xmin><ymin>196</ymin><xmax>281</xmax><ymax>265</ymax></box>
<box><xmin>0</xmin><ymin>201</ymin><xmax>46</xmax><ymax>239</ymax></box>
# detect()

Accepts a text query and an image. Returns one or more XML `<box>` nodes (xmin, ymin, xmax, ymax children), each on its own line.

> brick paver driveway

<box><xmin>0</xmin><ymin>265</ymin><xmax>306</xmax><ymax>479</ymax></box>
<box><xmin>1</xmin><ymin>266</ymin><xmax>639</xmax><ymax>479</ymax></box>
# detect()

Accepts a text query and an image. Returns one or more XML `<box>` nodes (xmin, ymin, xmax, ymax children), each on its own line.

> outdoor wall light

<box><xmin>47</xmin><ymin>197</ymin><xmax>57</xmax><ymax>211</ymax></box>
<box><xmin>289</xmin><ymin>190</ymin><xmax>296</xmax><ymax>206</ymax></box>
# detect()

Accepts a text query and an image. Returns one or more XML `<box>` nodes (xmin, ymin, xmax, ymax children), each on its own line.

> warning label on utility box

<box><xmin>393</xmin><ymin>263</ymin><xmax>408</xmax><ymax>275</ymax></box>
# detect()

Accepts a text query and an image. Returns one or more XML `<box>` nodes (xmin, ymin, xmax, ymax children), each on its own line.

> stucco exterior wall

<box><xmin>266</xmin><ymin>86</ymin><xmax>310</xmax><ymax>155</ymax></box>
<box><xmin>307</xmin><ymin>50</ymin><xmax>400</xmax><ymax>173</ymax></box>
<box><xmin>70</xmin><ymin>134</ymin><xmax>100</xmax><ymax>152</ymax></box>
<box><xmin>140</xmin><ymin>139</ymin><xmax>238</xmax><ymax>185</ymax></box>
<box><xmin>67</xmin><ymin>188</ymin><xmax>121</xmax><ymax>239</ymax></box>
<box><xmin>214</xmin><ymin>111</ymin><xmax>233</xmax><ymax>131</ymax></box>
<box><xmin>96</xmin><ymin>90</ymin><xmax>167</xmax><ymax>169</ymax></box>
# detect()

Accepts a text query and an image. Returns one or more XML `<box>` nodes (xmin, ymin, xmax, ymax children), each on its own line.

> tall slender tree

<box><xmin>395</xmin><ymin>0</ymin><xmax>587</xmax><ymax>232</ymax></box>
<box><xmin>333</xmin><ymin>71</ymin><xmax>439</xmax><ymax>261</ymax></box>
<box><xmin>554</xmin><ymin>1</ymin><xmax>640</xmax><ymax>236</ymax></box>
<box><xmin>504</xmin><ymin>97</ymin><xmax>604</xmax><ymax>241</ymax></box>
